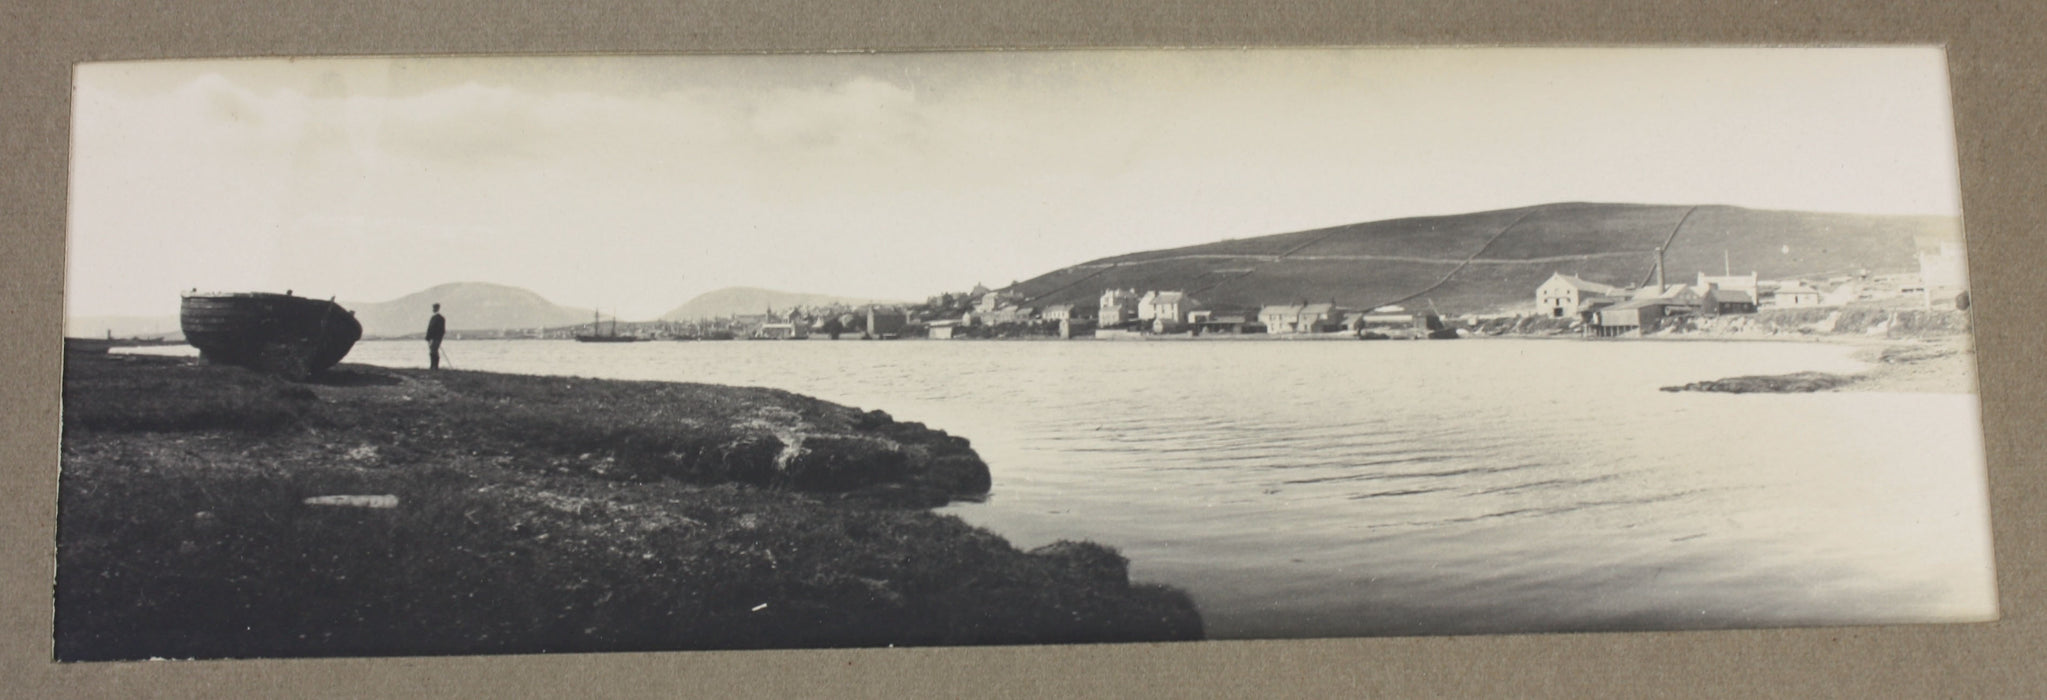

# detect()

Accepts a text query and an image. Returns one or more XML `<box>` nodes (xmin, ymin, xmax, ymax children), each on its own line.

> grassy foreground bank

<box><xmin>56</xmin><ymin>353</ymin><xmax>1202</xmax><ymax>661</ymax></box>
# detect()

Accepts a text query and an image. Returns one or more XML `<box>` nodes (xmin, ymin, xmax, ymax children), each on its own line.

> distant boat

<box><xmin>180</xmin><ymin>291</ymin><xmax>362</xmax><ymax>377</ymax></box>
<box><xmin>574</xmin><ymin>309</ymin><xmax>639</xmax><ymax>343</ymax></box>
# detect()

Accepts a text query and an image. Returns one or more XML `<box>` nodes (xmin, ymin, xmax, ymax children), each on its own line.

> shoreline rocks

<box><xmin>1660</xmin><ymin>371</ymin><xmax>1860</xmax><ymax>394</ymax></box>
<box><xmin>1659</xmin><ymin>336</ymin><xmax>1973</xmax><ymax>395</ymax></box>
<box><xmin>55</xmin><ymin>353</ymin><xmax>1203</xmax><ymax>660</ymax></box>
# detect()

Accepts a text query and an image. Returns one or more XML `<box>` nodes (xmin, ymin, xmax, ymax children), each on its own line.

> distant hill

<box><xmin>1008</xmin><ymin>203</ymin><xmax>1962</xmax><ymax>314</ymax></box>
<box><xmin>345</xmin><ymin>282</ymin><xmax>593</xmax><ymax>337</ymax></box>
<box><xmin>659</xmin><ymin>287</ymin><xmax>906</xmax><ymax>321</ymax></box>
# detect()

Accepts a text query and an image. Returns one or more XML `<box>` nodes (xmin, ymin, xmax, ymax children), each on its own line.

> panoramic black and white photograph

<box><xmin>56</xmin><ymin>47</ymin><xmax>1992</xmax><ymax>661</ymax></box>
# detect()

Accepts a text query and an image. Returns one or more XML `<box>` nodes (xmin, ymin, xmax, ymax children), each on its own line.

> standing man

<box><xmin>426</xmin><ymin>303</ymin><xmax>447</xmax><ymax>369</ymax></box>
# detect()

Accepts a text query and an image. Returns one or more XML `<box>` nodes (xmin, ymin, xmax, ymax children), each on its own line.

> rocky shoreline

<box><xmin>55</xmin><ymin>353</ymin><xmax>1202</xmax><ymax>661</ymax></box>
<box><xmin>1658</xmin><ymin>336</ymin><xmax>1975</xmax><ymax>395</ymax></box>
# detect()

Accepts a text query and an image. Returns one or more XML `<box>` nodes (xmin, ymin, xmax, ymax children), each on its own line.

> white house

<box><xmin>1770</xmin><ymin>283</ymin><xmax>1825</xmax><ymax>307</ymax></box>
<box><xmin>1041</xmin><ymin>304</ymin><xmax>1092</xmax><ymax>322</ymax></box>
<box><xmin>1099</xmin><ymin>289</ymin><xmax>1141</xmax><ymax>327</ymax></box>
<box><xmin>1918</xmin><ymin>241</ymin><xmax>1968</xmax><ymax>308</ymax></box>
<box><xmin>1258</xmin><ymin>303</ymin><xmax>1342</xmax><ymax>334</ymax></box>
<box><xmin>1137</xmin><ymin>291</ymin><xmax>1198</xmax><ymax>325</ymax></box>
<box><xmin>1696</xmin><ymin>271</ymin><xmax>1759</xmax><ymax>295</ymax></box>
<box><xmin>1535</xmin><ymin>273</ymin><xmax>1624</xmax><ymax>318</ymax></box>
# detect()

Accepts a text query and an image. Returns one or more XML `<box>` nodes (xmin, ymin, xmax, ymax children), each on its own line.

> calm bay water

<box><xmin>272</xmin><ymin>338</ymin><xmax>1999</xmax><ymax>637</ymax></box>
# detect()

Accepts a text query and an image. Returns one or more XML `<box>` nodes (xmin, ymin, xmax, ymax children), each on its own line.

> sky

<box><xmin>66</xmin><ymin>48</ymin><xmax>1963</xmax><ymax>320</ymax></box>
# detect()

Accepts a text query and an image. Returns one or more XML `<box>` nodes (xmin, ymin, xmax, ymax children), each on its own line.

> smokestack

<box><xmin>1655</xmin><ymin>246</ymin><xmax>1666</xmax><ymax>292</ymax></box>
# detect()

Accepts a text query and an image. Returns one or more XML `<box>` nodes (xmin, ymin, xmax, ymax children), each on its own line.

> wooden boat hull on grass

<box><xmin>180</xmin><ymin>292</ymin><xmax>362</xmax><ymax>378</ymax></box>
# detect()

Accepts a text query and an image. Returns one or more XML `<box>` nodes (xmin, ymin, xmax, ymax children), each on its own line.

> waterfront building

<box><xmin>1041</xmin><ymin>304</ymin><xmax>1095</xmax><ymax>322</ymax></box>
<box><xmin>758</xmin><ymin>322</ymin><xmax>808</xmax><ymax>340</ymax></box>
<box><xmin>865</xmin><ymin>307</ymin><xmax>908</xmax><ymax>339</ymax></box>
<box><xmin>1353</xmin><ymin>305</ymin><xmax>1414</xmax><ymax>330</ymax></box>
<box><xmin>980</xmin><ymin>306</ymin><xmax>1036</xmax><ymax>325</ymax></box>
<box><xmin>1137</xmin><ymin>291</ymin><xmax>1199</xmax><ymax>326</ymax></box>
<box><xmin>1535</xmin><ymin>273</ymin><xmax>1625</xmax><ymax>319</ymax></box>
<box><xmin>1099</xmin><ymin>289</ymin><xmax>1141</xmax><ymax>328</ymax></box>
<box><xmin>1696</xmin><ymin>271</ymin><xmax>1760</xmax><ymax>296</ymax></box>
<box><xmin>1258</xmin><ymin>303</ymin><xmax>1344</xmax><ymax>334</ymax></box>
<box><xmin>1257</xmin><ymin>305</ymin><xmax>1295</xmax><ymax>332</ymax></box>
<box><xmin>1769</xmin><ymin>283</ymin><xmax>1825</xmax><ymax>308</ymax></box>
<box><xmin>1633</xmin><ymin>284</ymin><xmax>1704</xmax><ymax>310</ymax></box>
<box><xmin>1588</xmin><ymin>297</ymin><xmax>1689</xmax><ymax>337</ymax></box>
<box><xmin>1700</xmin><ymin>285</ymin><xmax>1759</xmax><ymax>315</ymax></box>
<box><xmin>1191</xmin><ymin>312</ymin><xmax>1256</xmax><ymax>334</ymax></box>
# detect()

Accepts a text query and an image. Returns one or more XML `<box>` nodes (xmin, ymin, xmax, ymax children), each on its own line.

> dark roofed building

<box><xmin>1701</xmin><ymin>286</ymin><xmax>1758</xmax><ymax>315</ymax></box>
<box><xmin>1588</xmin><ymin>297</ymin><xmax>1692</xmax><ymax>338</ymax></box>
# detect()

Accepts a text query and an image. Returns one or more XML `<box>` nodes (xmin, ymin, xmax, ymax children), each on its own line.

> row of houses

<box><xmin>932</xmin><ymin>285</ymin><xmax>1439</xmax><ymax>338</ymax></box>
<box><xmin>1097</xmin><ymin>290</ymin><xmax>1414</xmax><ymax>335</ymax></box>
<box><xmin>927</xmin><ymin>239</ymin><xmax>1972</xmax><ymax>340</ymax></box>
<box><xmin>1095</xmin><ymin>290</ymin><xmax>1364</xmax><ymax>335</ymax></box>
<box><xmin>1556</xmin><ymin>240</ymin><xmax>1966</xmax><ymax>311</ymax></box>
<box><xmin>679</xmin><ymin>305</ymin><xmax>913</xmax><ymax>340</ymax></box>
<box><xmin>948</xmin><ymin>288</ymin><xmax>1210</xmax><ymax>332</ymax></box>
<box><xmin>1538</xmin><ymin>253</ymin><xmax>1969</xmax><ymax>337</ymax></box>
<box><xmin>1540</xmin><ymin>271</ymin><xmax>1845</xmax><ymax>337</ymax></box>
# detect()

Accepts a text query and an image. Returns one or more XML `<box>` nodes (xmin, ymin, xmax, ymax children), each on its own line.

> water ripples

<box><xmin>332</xmin><ymin>338</ymin><xmax>1993</xmax><ymax>638</ymax></box>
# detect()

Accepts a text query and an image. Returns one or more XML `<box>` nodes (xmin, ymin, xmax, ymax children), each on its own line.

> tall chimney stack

<box><xmin>1654</xmin><ymin>246</ymin><xmax>1666</xmax><ymax>292</ymax></box>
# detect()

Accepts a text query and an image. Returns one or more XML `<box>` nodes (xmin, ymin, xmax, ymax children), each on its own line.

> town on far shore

<box><xmin>435</xmin><ymin>237</ymin><xmax>1968</xmax><ymax>344</ymax></box>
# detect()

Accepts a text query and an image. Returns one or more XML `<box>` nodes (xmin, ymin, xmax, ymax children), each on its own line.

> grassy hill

<box><xmin>1009</xmin><ymin>203</ymin><xmax>1961</xmax><ymax>314</ymax></box>
<box><xmin>345</xmin><ymin>282</ymin><xmax>593</xmax><ymax>337</ymax></box>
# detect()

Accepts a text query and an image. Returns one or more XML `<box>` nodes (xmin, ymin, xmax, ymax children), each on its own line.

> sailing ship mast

<box><xmin>575</xmin><ymin>307</ymin><xmax>639</xmax><ymax>343</ymax></box>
